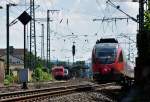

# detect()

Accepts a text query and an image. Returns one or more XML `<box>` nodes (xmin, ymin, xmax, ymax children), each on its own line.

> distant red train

<box><xmin>52</xmin><ymin>66</ymin><xmax>69</xmax><ymax>80</ymax></box>
<box><xmin>92</xmin><ymin>38</ymin><xmax>134</xmax><ymax>86</ymax></box>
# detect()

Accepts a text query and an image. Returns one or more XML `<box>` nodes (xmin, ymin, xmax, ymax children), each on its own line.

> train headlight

<box><xmin>101</xmin><ymin>66</ymin><xmax>112</xmax><ymax>75</ymax></box>
<box><xmin>104</xmin><ymin>68</ymin><xmax>108</xmax><ymax>72</ymax></box>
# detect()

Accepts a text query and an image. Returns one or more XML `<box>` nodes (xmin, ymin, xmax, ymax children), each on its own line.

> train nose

<box><xmin>100</xmin><ymin>66</ymin><xmax>112</xmax><ymax>75</ymax></box>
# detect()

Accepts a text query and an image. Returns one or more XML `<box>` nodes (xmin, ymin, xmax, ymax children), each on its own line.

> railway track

<box><xmin>0</xmin><ymin>82</ymin><xmax>116</xmax><ymax>102</ymax></box>
<box><xmin>0</xmin><ymin>81</ymin><xmax>68</xmax><ymax>93</ymax></box>
<box><xmin>0</xmin><ymin>79</ymin><xmax>90</xmax><ymax>93</ymax></box>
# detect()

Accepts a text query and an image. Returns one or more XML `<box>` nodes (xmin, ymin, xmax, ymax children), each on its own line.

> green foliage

<box><xmin>4</xmin><ymin>79</ymin><xmax>10</xmax><ymax>86</ymax></box>
<box><xmin>32</xmin><ymin>66</ymin><xmax>52</xmax><ymax>82</ymax></box>
<box><xmin>143</xmin><ymin>9</ymin><xmax>150</xmax><ymax>57</ymax></box>
<box><xmin>69</xmin><ymin>61</ymin><xmax>86</xmax><ymax>78</ymax></box>
<box><xmin>71</xmin><ymin>65</ymin><xmax>82</xmax><ymax>78</ymax></box>
<box><xmin>42</xmin><ymin>72</ymin><xmax>52</xmax><ymax>81</ymax></box>
<box><xmin>144</xmin><ymin>11</ymin><xmax>150</xmax><ymax>31</ymax></box>
<box><xmin>4</xmin><ymin>75</ymin><xmax>14</xmax><ymax>86</ymax></box>
<box><xmin>75</xmin><ymin>61</ymin><xmax>85</xmax><ymax>65</ymax></box>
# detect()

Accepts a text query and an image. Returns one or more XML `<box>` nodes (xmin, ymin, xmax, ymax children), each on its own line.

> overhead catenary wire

<box><xmin>106</xmin><ymin>0</ymin><xmax>138</xmax><ymax>23</ymax></box>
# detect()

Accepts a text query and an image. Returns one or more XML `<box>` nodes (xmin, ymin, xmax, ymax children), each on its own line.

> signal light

<box><xmin>72</xmin><ymin>45</ymin><xmax>75</xmax><ymax>56</ymax></box>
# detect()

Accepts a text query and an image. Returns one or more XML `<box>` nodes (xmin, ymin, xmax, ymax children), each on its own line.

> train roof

<box><xmin>96</xmin><ymin>38</ymin><xmax>118</xmax><ymax>44</ymax></box>
<box><xmin>52</xmin><ymin>66</ymin><xmax>64</xmax><ymax>70</ymax></box>
<box><xmin>95</xmin><ymin>38</ymin><xmax>119</xmax><ymax>49</ymax></box>
<box><xmin>95</xmin><ymin>43</ymin><xmax>119</xmax><ymax>49</ymax></box>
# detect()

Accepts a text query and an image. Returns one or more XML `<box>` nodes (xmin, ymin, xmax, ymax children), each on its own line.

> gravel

<box><xmin>46</xmin><ymin>92</ymin><xmax>115</xmax><ymax>102</ymax></box>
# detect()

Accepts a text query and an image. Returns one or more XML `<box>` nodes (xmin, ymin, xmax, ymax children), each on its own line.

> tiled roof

<box><xmin>0</xmin><ymin>49</ymin><xmax>24</xmax><ymax>60</ymax></box>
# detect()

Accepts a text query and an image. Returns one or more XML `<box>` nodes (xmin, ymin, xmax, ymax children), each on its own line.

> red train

<box><xmin>92</xmin><ymin>38</ymin><xmax>134</xmax><ymax>86</ymax></box>
<box><xmin>52</xmin><ymin>66</ymin><xmax>69</xmax><ymax>80</ymax></box>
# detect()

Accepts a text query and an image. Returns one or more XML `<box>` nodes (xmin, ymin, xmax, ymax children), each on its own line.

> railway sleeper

<box><xmin>75</xmin><ymin>84</ymin><xmax>93</xmax><ymax>92</ymax></box>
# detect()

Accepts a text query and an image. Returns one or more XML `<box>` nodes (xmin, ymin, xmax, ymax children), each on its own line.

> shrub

<box><xmin>32</xmin><ymin>67</ymin><xmax>51</xmax><ymax>82</ymax></box>
<box><xmin>4</xmin><ymin>75</ymin><xmax>14</xmax><ymax>86</ymax></box>
<box><xmin>43</xmin><ymin>72</ymin><xmax>52</xmax><ymax>81</ymax></box>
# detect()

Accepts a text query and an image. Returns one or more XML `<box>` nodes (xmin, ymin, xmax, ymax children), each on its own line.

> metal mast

<box><xmin>6</xmin><ymin>4</ymin><xmax>10</xmax><ymax>75</ymax></box>
<box><xmin>46</xmin><ymin>10</ymin><xmax>59</xmax><ymax>68</ymax></box>
<box><xmin>30</xmin><ymin>0</ymin><xmax>37</xmax><ymax>69</ymax></box>
<box><xmin>47</xmin><ymin>10</ymin><xmax>50</xmax><ymax>68</ymax></box>
<box><xmin>41</xmin><ymin>24</ymin><xmax>44</xmax><ymax>59</ymax></box>
<box><xmin>135</xmin><ymin>0</ymin><xmax>145</xmax><ymax>85</ymax></box>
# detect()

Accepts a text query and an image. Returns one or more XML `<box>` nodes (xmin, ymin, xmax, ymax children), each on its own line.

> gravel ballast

<box><xmin>47</xmin><ymin>92</ymin><xmax>114</xmax><ymax>102</ymax></box>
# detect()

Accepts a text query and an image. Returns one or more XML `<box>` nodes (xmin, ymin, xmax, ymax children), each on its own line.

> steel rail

<box><xmin>0</xmin><ymin>85</ymin><xmax>77</xmax><ymax>99</ymax></box>
<box><xmin>0</xmin><ymin>84</ymin><xmax>92</xmax><ymax>102</ymax></box>
<box><xmin>0</xmin><ymin>82</ymin><xmax>116</xmax><ymax>102</ymax></box>
<box><xmin>0</xmin><ymin>81</ymin><xmax>66</xmax><ymax>90</ymax></box>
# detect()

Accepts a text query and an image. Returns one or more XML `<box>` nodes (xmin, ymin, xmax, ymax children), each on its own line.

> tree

<box><xmin>144</xmin><ymin>11</ymin><xmax>150</xmax><ymax>31</ymax></box>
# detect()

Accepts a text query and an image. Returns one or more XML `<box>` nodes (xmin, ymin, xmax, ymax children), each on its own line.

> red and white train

<box><xmin>52</xmin><ymin>66</ymin><xmax>69</xmax><ymax>80</ymax></box>
<box><xmin>92</xmin><ymin>38</ymin><xmax>134</xmax><ymax>86</ymax></box>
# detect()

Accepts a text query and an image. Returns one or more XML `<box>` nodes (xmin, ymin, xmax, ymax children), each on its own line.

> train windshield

<box><xmin>96</xmin><ymin>48</ymin><xmax>116</xmax><ymax>64</ymax></box>
<box><xmin>54</xmin><ymin>68</ymin><xmax>63</xmax><ymax>72</ymax></box>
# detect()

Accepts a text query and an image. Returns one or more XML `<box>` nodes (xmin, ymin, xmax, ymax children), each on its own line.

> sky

<box><xmin>0</xmin><ymin>0</ymin><xmax>139</xmax><ymax>62</ymax></box>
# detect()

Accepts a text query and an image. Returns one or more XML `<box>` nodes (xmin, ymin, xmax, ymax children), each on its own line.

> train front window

<box><xmin>96</xmin><ymin>48</ymin><xmax>116</xmax><ymax>64</ymax></box>
<box><xmin>55</xmin><ymin>69</ymin><xmax>63</xmax><ymax>72</ymax></box>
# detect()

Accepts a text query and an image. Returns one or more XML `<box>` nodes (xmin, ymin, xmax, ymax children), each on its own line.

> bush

<box><xmin>43</xmin><ymin>72</ymin><xmax>52</xmax><ymax>81</ymax></box>
<box><xmin>4</xmin><ymin>79</ymin><xmax>10</xmax><ymax>86</ymax></box>
<box><xmin>4</xmin><ymin>75</ymin><xmax>14</xmax><ymax>86</ymax></box>
<box><xmin>32</xmin><ymin>67</ymin><xmax>52</xmax><ymax>82</ymax></box>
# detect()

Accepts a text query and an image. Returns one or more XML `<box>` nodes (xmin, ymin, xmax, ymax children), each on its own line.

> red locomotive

<box><xmin>52</xmin><ymin>66</ymin><xmax>69</xmax><ymax>80</ymax></box>
<box><xmin>92</xmin><ymin>38</ymin><xmax>134</xmax><ymax>86</ymax></box>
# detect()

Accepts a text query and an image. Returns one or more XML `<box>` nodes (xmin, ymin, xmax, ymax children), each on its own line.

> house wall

<box><xmin>0</xmin><ymin>59</ymin><xmax>5</xmax><ymax>83</ymax></box>
<box><xmin>0</xmin><ymin>55</ymin><xmax>24</xmax><ymax>83</ymax></box>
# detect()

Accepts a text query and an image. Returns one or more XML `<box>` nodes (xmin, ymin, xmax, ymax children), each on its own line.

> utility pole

<box><xmin>41</xmin><ymin>24</ymin><xmax>44</xmax><ymax>59</ymax></box>
<box><xmin>47</xmin><ymin>10</ymin><xmax>50</xmax><ymax>68</ymax></box>
<box><xmin>72</xmin><ymin>42</ymin><xmax>75</xmax><ymax>64</ymax></box>
<box><xmin>6</xmin><ymin>4</ymin><xmax>16</xmax><ymax>75</ymax></box>
<box><xmin>135</xmin><ymin>0</ymin><xmax>145</xmax><ymax>85</ymax></box>
<box><xmin>47</xmin><ymin>10</ymin><xmax>59</xmax><ymax>68</ymax></box>
<box><xmin>128</xmin><ymin>36</ymin><xmax>131</xmax><ymax>61</ymax></box>
<box><xmin>148</xmin><ymin>0</ymin><xmax>150</xmax><ymax>10</ymax></box>
<box><xmin>6</xmin><ymin>4</ymin><xmax>10</xmax><ymax>75</ymax></box>
<box><xmin>67</xmin><ymin>57</ymin><xmax>70</xmax><ymax>66</ymax></box>
<box><xmin>117</xmin><ymin>34</ymin><xmax>136</xmax><ymax>62</ymax></box>
<box><xmin>24</xmin><ymin>25</ymin><xmax>26</xmax><ymax>68</ymax></box>
<box><xmin>30</xmin><ymin>0</ymin><xmax>37</xmax><ymax>69</ymax></box>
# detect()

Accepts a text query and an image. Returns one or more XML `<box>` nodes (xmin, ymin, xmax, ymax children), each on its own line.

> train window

<box><xmin>118</xmin><ymin>51</ymin><xmax>123</xmax><ymax>62</ymax></box>
<box><xmin>55</xmin><ymin>69</ymin><xmax>63</xmax><ymax>72</ymax></box>
<box><xmin>95</xmin><ymin>48</ymin><xmax>116</xmax><ymax>64</ymax></box>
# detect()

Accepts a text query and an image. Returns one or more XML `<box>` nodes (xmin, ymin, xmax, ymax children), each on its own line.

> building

<box><xmin>0</xmin><ymin>46</ymin><xmax>24</xmax><ymax>70</ymax></box>
<box><xmin>0</xmin><ymin>47</ymin><xmax>24</xmax><ymax>81</ymax></box>
<box><xmin>0</xmin><ymin>46</ymin><xmax>24</xmax><ymax>60</ymax></box>
<box><xmin>0</xmin><ymin>47</ymin><xmax>34</xmax><ymax>82</ymax></box>
<box><xmin>0</xmin><ymin>58</ymin><xmax>5</xmax><ymax>83</ymax></box>
<box><xmin>0</xmin><ymin>55</ymin><xmax>24</xmax><ymax>71</ymax></box>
